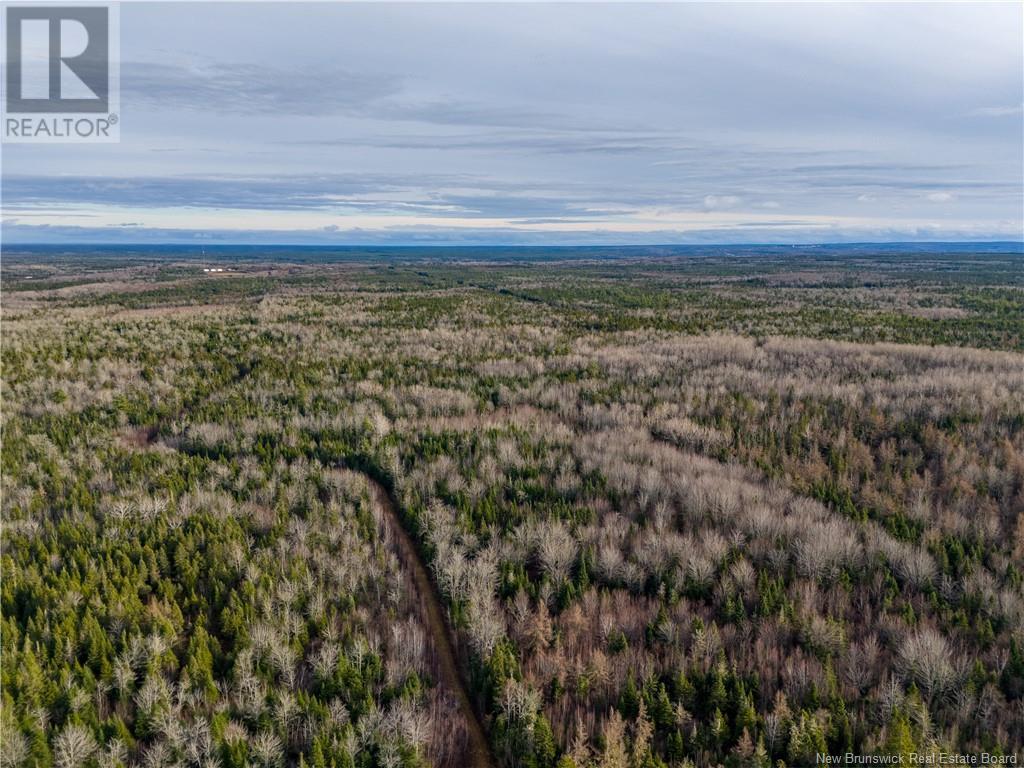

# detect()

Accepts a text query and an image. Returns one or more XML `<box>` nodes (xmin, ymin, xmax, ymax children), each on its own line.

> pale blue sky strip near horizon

<box><xmin>3</xmin><ymin>1</ymin><xmax>1022</xmax><ymax>245</ymax></box>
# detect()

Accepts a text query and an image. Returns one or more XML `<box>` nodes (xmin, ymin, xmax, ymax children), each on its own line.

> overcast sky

<box><xmin>4</xmin><ymin>1</ymin><xmax>1023</xmax><ymax>245</ymax></box>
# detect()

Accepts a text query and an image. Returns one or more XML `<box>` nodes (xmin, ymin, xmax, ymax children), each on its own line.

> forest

<box><xmin>2</xmin><ymin>247</ymin><xmax>1022</xmax><ymax>767</ymax></box>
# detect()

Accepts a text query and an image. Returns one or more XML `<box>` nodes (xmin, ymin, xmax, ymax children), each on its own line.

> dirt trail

<box><xmin>364</xmin><ymin>476</ymin><xmax>497</xmax><ymax>768</ymax></box>
<box><xmin>129</xmin><ymin>401</ymin><xmax>495</xmax><ymax>765</ymax></box>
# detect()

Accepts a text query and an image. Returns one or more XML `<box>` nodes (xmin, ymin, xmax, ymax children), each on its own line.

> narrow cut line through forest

<box><xmin>362</xmin><ymin>473</ymin><xmax>498</xmax><ymax>768</ymax></box>
<box><xmin>125</xmin><ymin>393</ymin><xmax>497</xmax><ymax>767</ymax></box>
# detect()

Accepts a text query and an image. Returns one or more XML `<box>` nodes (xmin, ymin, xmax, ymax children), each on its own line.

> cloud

<box><xmin>5</xmin><ymin>221</ymin><xmax>1022</xmax><ymax>247</ymax></box>
<box><xmin>122</xmin><ymin>59</ymin><xmax>608</xmax><ymax>131</ymax></box>
<box><xmin>2</xmin><ymin>173</ymin><xmax>474</xmax><ymax>212</ymax></box>
<box><xmin>122</xmin><ymin>60</ymin><xmax>402</xmax><ymax>116</ymax></box>
<box><xmin>703</xmin><ymin>195</ymin><xmax>742</xmax><ymax>211</ymax></box>
<box><xmin>295</xmin><ymin>130</ymin><xmax>700</xmax><ymax>156</ymax></box>
<box><xmin>369</xmin><ymin>99</ymin><xmax>569</xmax><ymax>130</ymax></box>
<box><xmin>966</xmin><ymin>103</ymin><xmax>1024</xmax><ymax>118</ymax></box>
<box><xmin>3</xmin><ymin>3</ymin><xmax>1021</xmax><ymax>244</ymax></box>
<box><xmin>926</xmin><ymin>192</ymin><xmax>955</xmax><ymax>203</ymax></box>
<box><xmin>1</xmin><ymin>173</ymin><xmax>631</xmax><ymax>222</ymax></box>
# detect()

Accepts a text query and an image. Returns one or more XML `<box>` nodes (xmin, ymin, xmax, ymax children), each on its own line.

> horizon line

<box><xmin>5</xmin><ymin>240</ymin><xmax>1024</xmax><ymax>250</ymax></box>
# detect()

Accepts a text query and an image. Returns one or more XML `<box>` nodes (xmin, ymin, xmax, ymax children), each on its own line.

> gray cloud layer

<box><xmin>3</xmin><ymin>2</ymin><xmax>1022</xmax><ymax>243</ymax></box>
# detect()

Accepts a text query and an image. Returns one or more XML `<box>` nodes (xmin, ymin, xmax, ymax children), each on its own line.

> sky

<box><xmin>3</xmin><ymin>1</ymin><xmax>1023</xmax><ymax>245</ymax></box>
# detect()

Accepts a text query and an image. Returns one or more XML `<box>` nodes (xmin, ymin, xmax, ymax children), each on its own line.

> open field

<box><xmin>2</xmin><ymin>247</ymin><xmax>1023</xmax><ymax>767</ymax></box>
